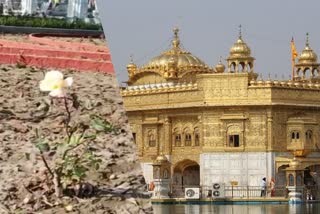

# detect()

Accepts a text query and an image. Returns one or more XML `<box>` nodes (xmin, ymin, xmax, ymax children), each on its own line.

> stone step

<box><xmin>0</xmin><ymin>53</ymin><xmax>114</xmax><ymax>73</ymax></box>
<box><xmin>0</xmin><ymin>46</ymin><xmax>111</xmax><ymax>61</ymax></box>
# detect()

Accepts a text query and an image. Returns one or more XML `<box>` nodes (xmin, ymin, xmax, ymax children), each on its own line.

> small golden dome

<box><xmin>127</xmin><ymin>62</ymin><xmax>137</xmax><ymax>69</ymax></box>
<box><xmin>140</xmin><ymin>28</ymin><xmax>212</xmax><ymax>77</ymax></box>
<box><xmin>298</xmin><ymin>47</ymin><xmax>317</xmax><ymax>63</ymax></box>
<box><xmin>297</xmin><ymin>33</ymin><xmax>318</xmax><ymax>65</ymax></box>
<box><xmin>229</xmin><ymin>37</ymin><xmax>251</xmax><ymax>57</ymax></box>
<box><xmin>127</xmin><ymin>54</ymin><xmax>137</xmax><ymax>70</ymax></box>
<box><xmin>153</xmin><ymin>153</ymin><xmax>169</xmax><ymax>164</ymax></box>
<box><xmin>215</xmin><ymin>57</ymin><xmax>225</xmax><ymax>73</ymax></box>
<box><xmin>229</xmin><ymin>25</ymin><xmax>251</xmax><ymax>57</ymax></box>
<box><xmin>298</xmin><ymin>43</ymin><xmax>318</xmax><ymax>64</ymax></box>
<box><xmin>289</xmin><ymin>158</ymin><xmax>302</xmax><ymax>168</ymax></box>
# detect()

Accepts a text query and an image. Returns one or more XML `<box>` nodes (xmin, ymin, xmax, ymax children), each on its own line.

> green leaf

<box><xmin>36</xmin><ymin>140</ymin><xmax>50</xmax><ymax>153</ymax></box>
<box><xmin>73</xmin><ymin>166</ymin><xmax>87</xmax><ymax>178</ymax></box>
<box><xmin>90</xmin><ymin>115</ymin><xmax>115</xmax><ymax>133</ymax></box>
<box><xmin>69</xmin><ymin>134</ymin><xmax>83</xmax><ymax>145</ymax></box>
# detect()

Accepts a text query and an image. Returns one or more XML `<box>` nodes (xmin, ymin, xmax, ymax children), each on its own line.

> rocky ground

<box><xmin>0</xmin><ymin>65</ymin><xmax>152</xmax><ymax>214</ymax></box>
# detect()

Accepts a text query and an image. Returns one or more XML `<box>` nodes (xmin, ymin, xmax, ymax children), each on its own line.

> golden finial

<box><xmin>306</xmin><ymin>32</ymin><xmax>310</xmax><ymax>47</ymax></box>
<box><xmin>173</xmin><ymin>27</ymin><xmax>179</xmax><ymax>37</ymax></box>
<box><xmin>172</xmin><ymin>27</ymin><xmax>180</xmax><ymax>48</ymax></box>
<box><xmin>127</xmin><ymin>54</ymin><xmax>137</xmax><ymax>73</ymax></box>
<box><xmin>215</xmin><ymin>56</ymin><xmax>225</xmax><ymax>73</ymax></box>
<box><xmin>239</xmin><ymin>24</ymin><xmax>242</xmax><ymax>39</ymax></box>
<box><xmin>129</xmin><ymin>54</ymin><xmax>134</xmax><ymax>63</ymax></box>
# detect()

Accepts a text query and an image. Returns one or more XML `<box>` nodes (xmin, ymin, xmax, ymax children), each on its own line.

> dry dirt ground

<box><xmin>0</xmin><ymin>34</ymin><xmax>107</xmax><ymax>46</ymax></box>
<box><xmin>0</xmin><ymin>65</ymin><xmax>152</xmax><ymax>214</ymax></box>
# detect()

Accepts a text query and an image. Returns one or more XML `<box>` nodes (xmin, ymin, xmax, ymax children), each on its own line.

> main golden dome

<box><xmin>132</xmin><ymin>28</ymin><xmax>213</xmax><ymax>80</ymax></box>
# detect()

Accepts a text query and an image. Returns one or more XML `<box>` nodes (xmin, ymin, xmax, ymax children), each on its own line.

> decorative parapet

<box><xmin>249</xmin><ymin>80</ymin><xmax>320</xmax><ymax>90</ymax></box>
<box><xmin>121</xmin><ymin>82</ymin><xmax>198</xmax><ymax>96</ymax></box>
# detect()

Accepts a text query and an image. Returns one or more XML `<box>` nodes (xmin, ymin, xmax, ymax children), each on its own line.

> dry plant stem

<box><xmin>53</xmin><ymin>97</ymin><xmax>73</xmax><ymax>198</ymax></box>
<box><xmin>63</xmin><ymin>97</ymin><xmax>72</xmax><ymax>139</ymax></box>
<box><xmin>41</xmin><ymin>153</ymin><xmax>54</xmax><ymax>177</ymax></box>
<box><xmin>42</xmin><ymin>195</ymin><xmax>54</xmax><ymax>207</ymax></box>
<box><xmin>62</xmin><ymin>141</ymin><xmax>85</xmax><ymax>160</ymax></box>
<box><xmin>53</xmin><ymin>171</ymin><xmax>62</xmax><ymax>198</ymax></box>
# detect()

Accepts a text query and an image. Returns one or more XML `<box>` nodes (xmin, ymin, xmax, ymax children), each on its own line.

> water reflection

<box><xmin>153</xmin><ymin>203</ymin><xmax>320</xmax><ymax>214</ymax></box>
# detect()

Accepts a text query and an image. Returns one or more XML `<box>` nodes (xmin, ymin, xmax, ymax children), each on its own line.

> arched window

<box><xmin>306</xmin><ymin>130</ymin><xmax>313</xmax><ymax>143</ymax></box>
<box><xmin>132</xmin><ymin>133</ymin><xmax>136</xmax><ymax>144</ymax></box>
<box><xmin>291</xmin><ymin>131</ymin><xmax>300</xmax><ymax>141</ymax></box>
<box><xmin>185</xmin><ymin>133</ymin><xmax>192</xmax><ymax>146</ymax></box>
<box><xmin>163</xmin><ymin>169</ymin><xmax>169</xmax><ymax>179</ymax></box>
<box><xmin>148</xmin><ymin>130</ymin><xmax>156</xmax><ymax>147</ymax></box>
<box><xmin>175</xmin><ymin>134</ymin><xmax>181</xmax><ymax>146</ymax></box>
<box><xmin>194</xmin><ymin>128</ymin><xmax>200</xmax><ymax>146</ymax></box>
<box><xmin>296</xmin><ymin>174</ymin><xmax>303</xmax><ymax>186</ymax></box>
<box><xmin>184</xmin><ymin>128</ymin><xmax>192</xmax><ymax>146</ymax></box>
<box><xmin>229</xmin><ymin>135</ymin><xmax>240</xmax><ymax>147</ymax></box>
<box><xmin>173</xmin><ymin>128</ymin><xmax>181</xmax><ymax>147</ymax></box>
<box><xmin>288</xmin><ymin>174</ymin><xmax>294</xmax><ymax>186</ymax></box>
<box><xmin>227</xmin><ymin>125</ymin><xmax>241</xmax><ymax>147</ymax></box>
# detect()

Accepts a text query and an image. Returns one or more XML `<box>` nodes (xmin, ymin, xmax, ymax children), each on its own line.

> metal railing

<box><xmin>170</xmin><ymin>185</ymin><xmax>290</xmax><ymax>199</ymax></box>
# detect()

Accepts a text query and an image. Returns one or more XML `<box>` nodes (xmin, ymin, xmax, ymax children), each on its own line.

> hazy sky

<box><xmin>97</xmin><ymin>0</ymin><xmax>320</xmax><ymax>83</ymax></box>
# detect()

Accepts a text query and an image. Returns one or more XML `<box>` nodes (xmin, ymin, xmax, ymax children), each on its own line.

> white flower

<box><xmin>39</xmin><ymin>70</ymin><xmax>73</xmax><ymax>97</ymax></box>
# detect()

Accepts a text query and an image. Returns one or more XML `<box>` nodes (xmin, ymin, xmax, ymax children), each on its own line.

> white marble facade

<box><xmin>142</xmin><ymin>152</ymin><xmax>275</xmax><ymax>187</ymax></box>
<box><xmin>200</xmin><ymin>152</ymin><xmax>274</xmax><ymax>186</ymax></box>
<box><xmin>141</xmin><ymin>162</ymin><xmax>153</xmax><ymax>184</ymax></box>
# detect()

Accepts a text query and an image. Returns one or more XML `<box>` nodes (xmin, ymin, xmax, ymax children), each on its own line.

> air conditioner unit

<box><xmin>185</xmin><ymin>188</ymin><xmax>200</xmax><ymax>199</ymax></box>
<box><xmin>212</xmin><ymin>183</ymin><xmax>225</xmax><ymax>198</ymax></box>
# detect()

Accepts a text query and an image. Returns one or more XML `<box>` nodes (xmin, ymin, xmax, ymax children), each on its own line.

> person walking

<box><xmin>260</xmin><ymin>177</ymin><xmax>267</xmax><ymax>197</ymax></box>
<box><xmin>269</xmin><ymin>178</ymin><xmax>275</xmax><ymax>197</ymax></box>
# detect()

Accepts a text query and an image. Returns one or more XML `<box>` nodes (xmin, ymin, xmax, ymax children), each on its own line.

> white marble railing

<box><xmin>122</xmin><ymin>82</ymin><xmax>198</xmax><ymax>95</ymax></box>
<box><xmin>249</xmin><ymin>80</ymin><xmax>320</xmax><ymax>89</ymax></box>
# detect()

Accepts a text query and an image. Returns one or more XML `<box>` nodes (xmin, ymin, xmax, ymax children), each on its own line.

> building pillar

<box><xmin>67</xmin><ymin>0</ymin><xmax>88</xmax><ymax>19</ymax></box>
<box><xmin>267</xmin><ymin>110</ymin><xmax>273</xmax><ymax>151</ymax></box>
<box><xmin>136</xmin><ymin>123</ymin><xmax>143</xmax><ymax>157</ymax></box>
<box><xmin>163</xmin><ymin>117</ymin><xmax>172</xmax><ymax>155</ymax></box>
<box><xmin>21</xmin><ymin>0</ymin><xmax>37</xmax><ymax>15</ymax></box>
<box><xmin>3</xmin><ymin>0</ymin><xmax>12</xmax><ymax>15</ymax></box>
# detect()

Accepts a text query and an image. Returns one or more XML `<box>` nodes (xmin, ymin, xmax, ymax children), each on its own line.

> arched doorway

<box><xmin>172</xmin><ymin>159</ymin><xmax>200</xmax><ymax>197</ymax></box>
<box><xmin>276</xmin><ymin>165</ymin><xmax>289</xmax><ymax>186</ymax></box>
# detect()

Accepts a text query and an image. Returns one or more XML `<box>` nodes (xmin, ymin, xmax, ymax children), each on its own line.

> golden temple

<box><xmin>121</xmin><ymin>27</ymin><xmax>320</xmax><ymax>196</ymax></box>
